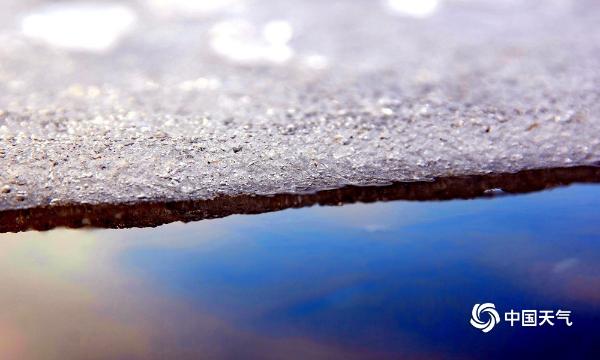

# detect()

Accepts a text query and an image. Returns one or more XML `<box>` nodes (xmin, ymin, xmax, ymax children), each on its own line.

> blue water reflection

<box><xmin>121</xmin><ymin>185</ymin><xmax>599</xmax><ymax>358</ymax></box>
<box><xmin>0</xmin><ymin>185</ymin><xmax>598</xmax><ymax>358</ymax></box>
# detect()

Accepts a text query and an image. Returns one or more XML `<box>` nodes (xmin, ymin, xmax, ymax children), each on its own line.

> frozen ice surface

<box><xmin>1</xmin><ymin>0</ymin><xmax>600</xmax><ymax>210</ymax></box>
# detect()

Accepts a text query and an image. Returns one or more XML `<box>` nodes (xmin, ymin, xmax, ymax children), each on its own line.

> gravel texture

<box><xmin>1</xmin><ymin>0</ymin><xmax>599</xmax><ymax>210</ymax></box>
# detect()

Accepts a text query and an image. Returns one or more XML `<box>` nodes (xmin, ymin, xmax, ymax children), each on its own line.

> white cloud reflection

<box><xmin>386</xmin><ymin>0</ymin><xmax>441</xmax><ymax>18</ymax></box>
<box><xmin>210</xmin><ymin>19</ymin><xmax>294</xmax><ymax>64</ymax></box>
<box><xmin>21</xmin><ymin>3</ymin><xmax>136</xmax><ymax>52</ymax></box>
<box><xmin>148</xmin><ymin>0</ymin><xmax>245</xmax><ymax>18</ymax></box>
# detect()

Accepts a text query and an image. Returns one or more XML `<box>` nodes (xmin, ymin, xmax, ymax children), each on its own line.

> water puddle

<box><xmin>0</xmin><ymin>171</ymin><xmax>598</xmax><ymax>358</ymax></box>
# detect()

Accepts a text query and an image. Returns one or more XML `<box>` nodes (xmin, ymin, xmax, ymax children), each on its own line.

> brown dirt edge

<box><xmin>1</xmin><ymin>165</ymin><xmax>599</xmax><ymax>233</ymax></box>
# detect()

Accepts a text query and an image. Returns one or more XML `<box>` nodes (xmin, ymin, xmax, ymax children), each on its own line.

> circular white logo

<box><xmin>470</xmin><ymin>303</ymin><xmax>500</xmax><ymax>333</ymax></box>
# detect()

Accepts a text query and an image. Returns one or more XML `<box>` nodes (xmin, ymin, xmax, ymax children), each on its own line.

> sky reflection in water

<box><xmin>0</xmin><ymin>185</ymin><xmax>599</xmax><ymax>359</ymax></box>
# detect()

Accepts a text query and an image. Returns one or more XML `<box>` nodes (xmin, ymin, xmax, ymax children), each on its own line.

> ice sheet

<box><xmin>1</xmin><ymin>0</ymin><xmax>599</xmax><ymax>209</ymax></box>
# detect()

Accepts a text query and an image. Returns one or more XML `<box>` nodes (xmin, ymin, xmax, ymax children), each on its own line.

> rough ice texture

<box><xmin>1</xmin><ymin>0</ymin><xmax>600</xmax><ymax>210</ymax></box>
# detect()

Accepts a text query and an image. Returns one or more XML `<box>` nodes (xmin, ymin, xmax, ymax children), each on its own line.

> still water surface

<box><xmin>1</xmin><ymin>185</ymin><xmax>599</xmax><ymax>359</ymax></box>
